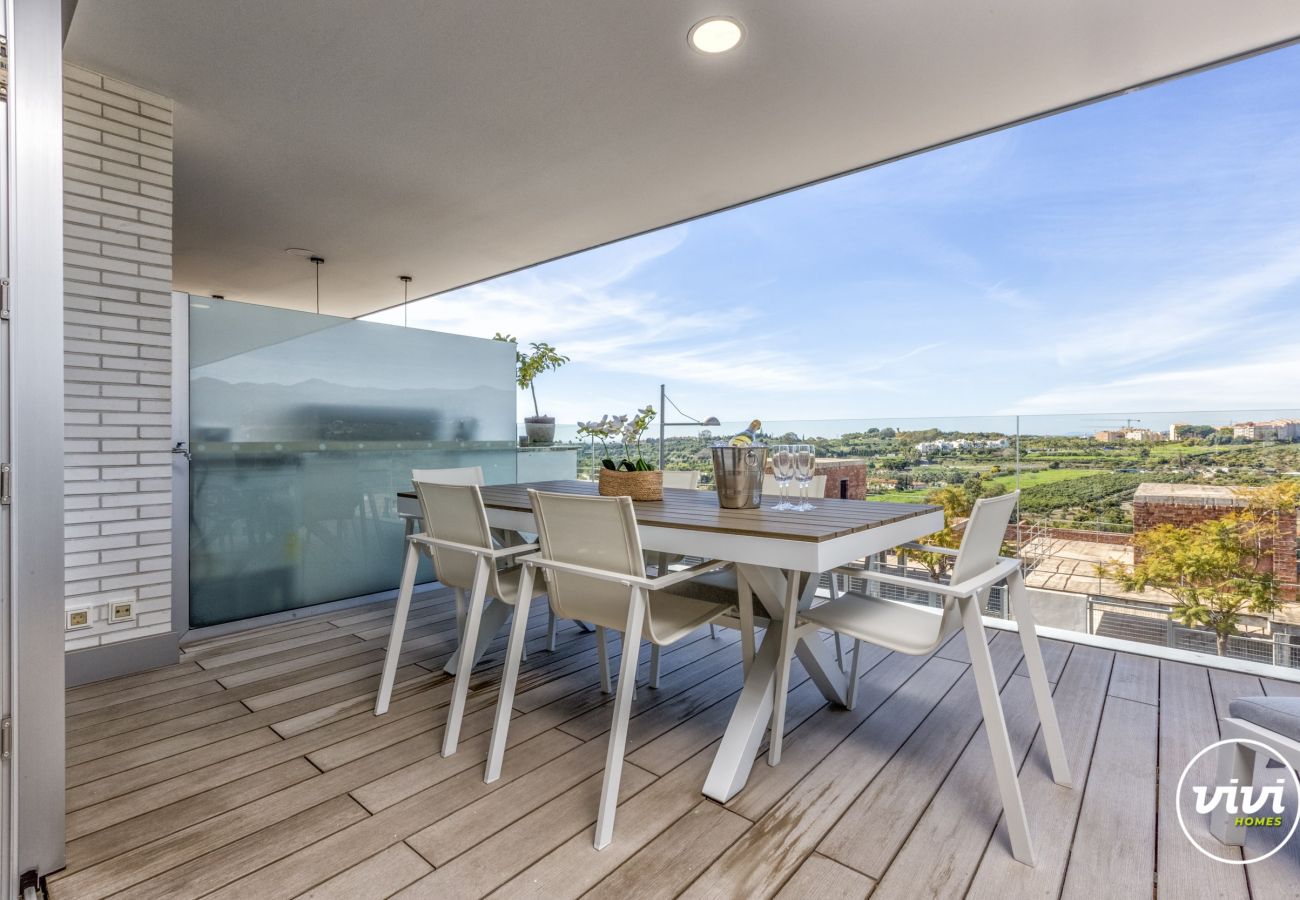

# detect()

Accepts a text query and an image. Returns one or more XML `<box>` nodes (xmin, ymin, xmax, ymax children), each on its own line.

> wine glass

<box><xmin>794</xmin><ymin>444</ymin><xmax>816</xmax><ymax>510</ymax></box>
<box><xmin>771</xmin><ymin>445</ymin><xmax>795</xmax><ymax>510</ymax></box>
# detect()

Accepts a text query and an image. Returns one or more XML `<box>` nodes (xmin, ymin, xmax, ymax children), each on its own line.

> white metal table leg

<box><xmin>702</xmin><ymin>628</ymin><xmax>781</xmax><ymax>802</ymax></box>
<box><xmin>442</xmin><ymin>556</ymin><xmax>491</xmax><ymax>757</ymax></box>
<box><xmin>702</xmin><ymin>564</ymin><xmax>850</xmax><ymax>802</ymax></box>
<box><xmin>737</xmin><ymin>567</ymin><xmax>755</xmax><ymax>678</ymax></box>
<box><xmin>744</xmin><ymin>565</ymin><xmax>847</xmax><ymax>707</ymax></box>
<box><xmin>442</xmin><ymin>596</ymin><xmax>513</xmax><ymax>676</ymax></box>
<box><xmin>375</xmin><ymin>540</ymin><xmax>420</xmax><ymax>715</ymax></box>
<box><xmin>484</xmin><ymin>566</ymin><xmax>537</xmax><ymax>783</ymax></box>
<box><xmin>768</xmin><ymin>573</ymin><xmax>801</xmax><ymax>766</ymax></box>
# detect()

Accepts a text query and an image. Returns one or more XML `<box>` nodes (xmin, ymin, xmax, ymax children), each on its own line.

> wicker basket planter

<box><xmin>598</xmin><ymin>468</ymin><xmax>663</xmax><ymax>501</ymax></box>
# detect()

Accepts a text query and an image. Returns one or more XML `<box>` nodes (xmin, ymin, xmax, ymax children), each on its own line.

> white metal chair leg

<box><xmin>547</xmin><ymin>607</ymin><xmax>558</xmax><ymax>651</ymax></box>
<box><xmin>737</xmin><ymin>568</ymin><xmax>755</xmax><ymax>679</ymax></box>
<box><xmin>960</xmin><ymin>594</ymin><xmax>1035</xmax><ymax>866</ymax></box>
<box><xmin>1210</xmin><ymin>738</ymin><xmax>1255</xmax><ymax>845</ymax></box>
<box><xmin>768</xmin><ymin>572</ymin><xmax>801</xmax><ymax>767</ymax></box>
<box><xmin>596</xmin><ymin>626</ymin><xmax>612</xmax><ymax>693</ymax></box>
<box><xmin>649</xmin><ymin>644</ymin><xmax>662</xmax><ymax>688</ymax></box>
<box><xmin>594</xmin><ymin>587</ymin><xmax>647</xmax><ymax>850</ymax></box>
<box><xmin>375</xmin><ymin>541</ymin><xmax>420</xmax><ymax>715</ymax></box>
<box><xmin>485</xmin><ymin>567</ymin><xmax>537</xmax><ymax>783</ymax></box>
<box><xmin>453</xmin><ymin>588</ymin><xmax>466</xmax><ymax>642</ymax></box>
<box><xmin>1008</xmin><ymin>570</ymin><xmax>1071</xmax><ymax>786</ymax></box>
<box><xmin>442</xmin><ymin>556</ymin><xmax>491</xmax><ymax>757</ymax></box>
<box><xmin>829</xmin><ymin>573</ymin><xmax>845</xmax><ymax>671</ymax></box>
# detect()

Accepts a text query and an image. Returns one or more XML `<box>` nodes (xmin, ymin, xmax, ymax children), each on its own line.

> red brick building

<box><xmin>1132</xmin><ymin>483</ymin><xmax>1298</xmax><ymax>601</ymax></box>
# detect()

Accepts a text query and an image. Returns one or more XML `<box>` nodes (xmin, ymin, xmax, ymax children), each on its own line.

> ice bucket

<box><xmin>710</xmin><ymin>444</ymin><xmax>768</xmax><ymax>509</ymax></box>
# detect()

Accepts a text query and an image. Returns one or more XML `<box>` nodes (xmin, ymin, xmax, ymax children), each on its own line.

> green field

<box><xmin>866</xmin><ymin>466</ymin><xmax>1098</xmax><ymax>504</ymax></box>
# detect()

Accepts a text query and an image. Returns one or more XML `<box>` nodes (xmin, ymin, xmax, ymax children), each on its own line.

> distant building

<box><xmin>1094</xmin><ymin>428</ymin><xmax>1163</xmax><ymax>443</ymax></box>
<box><xmin>1169</xmin><ymin>424</ymin><xmax>1182</xmax><ymax>441</ymax></box>
<box><xmin>1232</xmin><ymin>419</ymin><xmax>1300</xmax><ymax>441</ymax></box>
<box><xmin>913</xmin><ymin>437</ymin><xmax>1009</xmax><ymax>454</ymax></box>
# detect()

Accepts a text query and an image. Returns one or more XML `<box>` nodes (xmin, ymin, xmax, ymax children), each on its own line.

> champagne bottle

<box><xmin>729</xmin><ymin>419</ymin><xmax>762</xmax><ymax>447</ymax></box>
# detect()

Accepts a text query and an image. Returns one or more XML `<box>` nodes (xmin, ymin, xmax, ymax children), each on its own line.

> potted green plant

<box><xmin>578</xmin><ymin>406</ymin><xmax>662</xmax><ymax>500</ymax></box>
<box><xmin>494</xmin><ymin>333</ymin><xmax>569</xmax><ymax>445</ymax></box>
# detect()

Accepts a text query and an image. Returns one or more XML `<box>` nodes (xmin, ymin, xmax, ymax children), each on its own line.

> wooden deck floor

<box><xmin>49</xmin><ymin>586</ymin><xmax>1300</xmax><ymax>899</ymax></box>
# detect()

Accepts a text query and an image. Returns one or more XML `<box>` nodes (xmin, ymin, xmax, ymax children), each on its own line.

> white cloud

<box><xmin>1007</xmin><ymin>346</ymin><xmax>1300</xmax><ymax>414</ymax></box>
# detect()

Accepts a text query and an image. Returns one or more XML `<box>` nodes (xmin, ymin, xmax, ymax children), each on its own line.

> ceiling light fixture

<box><xmin>310</xmin><ymin>256</ymin><xmax>324</xmax><ymax>315</ymax></box>
<box><xmin>284</xmin><ymin>247</ymin><xmax>316</xmax><ymax>258</ymax></box>
<box><xmin>688</xmin><ymin>17</ymin><xmax>744</xmax><ymax>54</ymax></box>
<box><xmin>399</xmin><ymin>275</ymin><xmax>412</xmax><ymax>327</ymax></box>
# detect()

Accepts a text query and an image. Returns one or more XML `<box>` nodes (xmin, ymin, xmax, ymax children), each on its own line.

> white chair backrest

<box><xmin>763</xmin><ymin>473</ymin><xmax>826</xmax><ymax>497</ymax></box>
<box><xmin>662</xmin><ymin>470</ymin><xmax>700</xmax><ymax>490</ymax></box>
<box><xmin>529</xmin><ymin>489</ymin><xmax>648</xmax><ymax>633</ymax></box>
<box><xmin>949</xmin><ymin>490</ymin><xmax>1019</xmax><ymax>586</ymax></box>
<box><xmin>414</xmin><ymin>481</ymin><xmax>494</xmax><ymax>592</ymax></box>
<box><xmin>411</xmin><ymin>466</ymin><xmax>484</xmax><ymax>486</ymax></box>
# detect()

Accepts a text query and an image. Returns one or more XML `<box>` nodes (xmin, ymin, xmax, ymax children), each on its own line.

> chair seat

<box><xmin>1229</xmin><ymin>696</ymin><xmax>1300</xmax><ymax>742</ymax></box>
<box><xmin>493</xmin><ymin>565</ymin><xmax>548</xmax><ymax>605</ymax></box>
<box><xmin>802</xmin><ymin>592</ymin><xmax>952</xmax><ymax>656</ymax></box>
<box><xmin>644</xmin><ymin>590</ymin><xmax>729</xmax><ymax>645</ymax></box>
<box><xmin>661</xmin><ymin>569</ymin><xmax>740</xmax><ymax>606</ymax></box>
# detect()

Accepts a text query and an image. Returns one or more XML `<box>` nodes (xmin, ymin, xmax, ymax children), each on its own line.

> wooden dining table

<box><xmin>395</xmin><ymin>479</ymin><xmax>943</xmax><ymax>802</ymax></box>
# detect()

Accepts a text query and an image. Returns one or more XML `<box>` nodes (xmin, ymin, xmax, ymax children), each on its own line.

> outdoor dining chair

<box><xmin>661</xmin><ymin>470</ymin><xmax>701</xmax><ymax>490</ymax></box>
<box><xmin>395</xmin><ymin>480</ymin><xmax>551</xmax><ymax>757</ymax></box>
<box><xmin>483</xmin><ymin>489</ymin><xmax>738</xmax><ymax>848</ymax></box>
<box><xmin>766</xmin><ymin>490</ymin><xmax>1072</xmax><ymax>867</ymax></box>
<box><xmin>406</xmin><ymin>465</ymin><xmax>489</xmax><ymax>641</ymax></box>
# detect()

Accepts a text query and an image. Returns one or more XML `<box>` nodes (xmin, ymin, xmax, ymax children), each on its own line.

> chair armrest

<box><xmin>408</xmin><ymin>533</ymin><xmax>538</xmax><ymax>560</ymax></box>
<box><xmin>646</xmin><ymin>559</ymin><xmax>732</xmax><ymax>590</ymax></box>
<box><xmin>898</xmin><ymin>541</ymin><xmax>959</xmax><ymax>557</ymax></box>
<box><xmin>493</xmin><ymin>542</ymin><xmax>541</xmax><ymax>559</ymax></box>
<box><xmin>831</xmin><ymin>556</ymin><xmax>1020</xmax><ymax>600</ymax></box>
<box><xmin>522</xmin><ymin>556</ymin><xmax>729</xmax><ymax>591</ymax></box>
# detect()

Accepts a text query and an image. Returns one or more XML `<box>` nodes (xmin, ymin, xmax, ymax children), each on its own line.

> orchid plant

<box><xmin>578</xmin><ymin>405</ymin><xmax>657</xmax><ymax>472</ymax></box>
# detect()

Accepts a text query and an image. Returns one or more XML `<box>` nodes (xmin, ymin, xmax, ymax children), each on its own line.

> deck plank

<box><xmin>1156</xmin><ymin>661</ymin><xmax>1251</xmax><ymax>900</ymax></box>
<box><xmin>1059</xmin><ymin>694</ymin><xmax>1158</xmax><ymax>900</ymax></box>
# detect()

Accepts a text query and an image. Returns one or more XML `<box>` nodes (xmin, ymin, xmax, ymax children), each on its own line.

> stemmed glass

<box><xmin>794</xmin><ymin>444</ymin><xmax>816</xmax><ymax>510</ymax></box>
<box><xmin>771</xmin><ymin>445</ymin><xmax>795</xmax><ymax>510</ymax></box>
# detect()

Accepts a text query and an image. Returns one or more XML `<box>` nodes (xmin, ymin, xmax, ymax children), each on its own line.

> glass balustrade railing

<box><xmin>188</xmin><ymin>297</ymin><xmax>518</xmax><ymax>627</ymax></box>
<box><xmin>554</xmin><ymin>409</ymin><xmax>1300</xmax><ymax>676</ymax></box>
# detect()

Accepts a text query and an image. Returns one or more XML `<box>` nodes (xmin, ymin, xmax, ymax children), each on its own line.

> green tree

<box><xmin>1098</xmin><ymin>483</ymin><xmax>1297</xmax><ymax>656</ymax></box>
<box><xmin>492</xmin><ymin>333</ymin><xmax>569</xmax><ymax>418</ymax></box>
<box><xmin>908</xmin><ymin>478</ymin><xmax>1011</xmax><ymax>580</ymax></box>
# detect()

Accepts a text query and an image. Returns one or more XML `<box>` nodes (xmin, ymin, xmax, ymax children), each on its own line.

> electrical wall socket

<box><xmin>108</xmin><ymin>600</ymin><xmax>135</xmax><ymax>624</ymax></box>
<box><xmin>66</xmin><ymin>607</ymin><xmax>93</xmax><ymax>630</ymax></box>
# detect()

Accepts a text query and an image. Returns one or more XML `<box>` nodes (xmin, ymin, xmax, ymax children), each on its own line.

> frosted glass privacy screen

<box><xmin>188</xmin><ymin>297</ymin><xmax>516</xmax><ymax>627</ymax></box>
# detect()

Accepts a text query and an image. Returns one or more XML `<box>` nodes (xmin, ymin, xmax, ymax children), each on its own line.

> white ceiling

<box><xmin>66</xmin><ymin>1</ymin><xmax>1300</xmax><ymax>318</ymax></box>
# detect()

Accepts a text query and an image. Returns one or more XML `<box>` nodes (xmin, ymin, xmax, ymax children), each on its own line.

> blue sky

<box><xmin>365</xmin><ymin>45</ymin><xmax>1300</xmax><ymax>426</ymax></box>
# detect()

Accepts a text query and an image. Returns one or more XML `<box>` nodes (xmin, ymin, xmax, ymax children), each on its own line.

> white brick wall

<box><xmin>63</xmin><ymin>64</ymin><xmax>175</xmax><ymax>651</ymax></box>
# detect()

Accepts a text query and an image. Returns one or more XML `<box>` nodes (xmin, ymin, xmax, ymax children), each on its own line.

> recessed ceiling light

<box><xmin>689</xmin><ymin>17</ymin><xmax>744</xmax><ymax>54</ymax></box>
<box><xmin>284</xmin><ymin>247</ymin><xmax>315</xmax><ymax>258</ymax></box>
